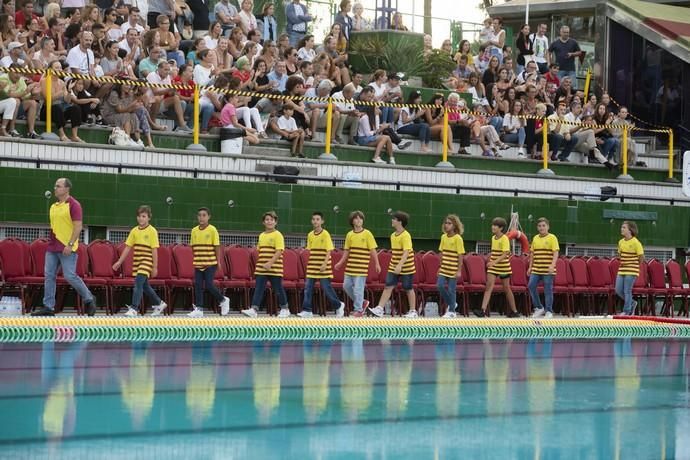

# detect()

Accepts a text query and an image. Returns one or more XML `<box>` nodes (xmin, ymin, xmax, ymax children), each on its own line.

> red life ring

<box><xmin>506</xmin><ymin>230</ymin><xmax>530</xmax><ymax>253</ymax></box>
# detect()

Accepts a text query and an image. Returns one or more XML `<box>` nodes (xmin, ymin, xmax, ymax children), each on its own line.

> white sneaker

<box><xmin>277</xmin><ymin>308</ymin><xmax>291</xmax><ymax>318</ymax></box>
<box><xmin>124</xmin><ymin>306</ymin><xmax>139</xmax><ymax>317</ymax></box>
<box><xmin>532</xmin><ymin>308</ymin><xmax>545</xmax><ymax>318</ymax></box>
<box><xmin>388</xmin><ymin>158</ymin><xmax>396</xmax><ymax>165</ymax></box>
<box><xmin>517</xmin><ymin>148</ymin><xmax>526</xmax><ymax>158</ymax></box>
<box><xmin>368</xmin><ymin>305</ymin><xmax>385</xmax><ymax>317</ymax></box>
<box><xmin>150</xmin><ymin>301</ymin><xmax>167</xmax><ymax>316</ymax></box>
<box><xmin>336</xmin><ymin>302</ymin><xmax>345</xmax><ymax>318</ymax></box>
<box><xmin>241</xmin><ymin>307</ymin><xmax>258</xmax><ymax>318</ymax></box>
<box><xmin>398</xmin><ymin>140</ymin><xmax>412</xmax><ymax>150</ymax></box>
<box><xmin>372</xmin><ymin>157</ymin><xmax>385</xmax><ymax>164</ymax></box>
<box><xmin>544</xmin><ymin>311</ymin><xmax>553</xmax><ymax>319</ymax></box>
<box><xmin>404</xmin><ymin>309</ymin><xmax>418</xmax><ymax>318</ymax></box>
<box><xmin>442</xmin><ymin>311</ymin><xmax>456</xmax><ymax>319</ymax></box>
<box><xmin>220</xmin><ymin>296</ymin><xmax>230</xmax><ymax>316</ymax></box>
<box><xmin>187</xmin><ymin>307</ymin><xmax>204</xmax><ymax>318</ymax></box>
<box><xmin>297</xmin><ymin>311</ymin><xmax>313</xmax><ymax>318</ymax></box>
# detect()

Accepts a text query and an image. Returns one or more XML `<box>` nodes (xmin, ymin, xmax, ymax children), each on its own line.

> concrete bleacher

<box><xmin>11</xmin><ymin>120</ymin><xmax>681</xmax><ymax>186</ymax></box>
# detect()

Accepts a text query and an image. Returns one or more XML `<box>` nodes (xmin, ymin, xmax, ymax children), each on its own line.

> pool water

<box><xmin>0</xmin><ymin>339</ymin><xmax>688</xmax><ymax>459</ymax></box>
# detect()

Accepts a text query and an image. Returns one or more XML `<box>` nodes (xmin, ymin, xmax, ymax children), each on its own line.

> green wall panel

<box><xmin>1</xmin><ymin>167</ymin><xmax>688</xmax><ymax>248</ymax></box>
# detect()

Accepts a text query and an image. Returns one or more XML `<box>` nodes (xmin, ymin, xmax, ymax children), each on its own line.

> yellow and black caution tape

<box><xmin>0</xmin><ymin>66</ymin><xmax>673</xmax><ymax>135</ymax></box>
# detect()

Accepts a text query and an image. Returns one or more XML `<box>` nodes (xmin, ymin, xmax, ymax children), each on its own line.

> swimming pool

<box><xmin>0</xmin><ymin>338</ymin><xmax>687</xmax><ymax>459</ymax></box>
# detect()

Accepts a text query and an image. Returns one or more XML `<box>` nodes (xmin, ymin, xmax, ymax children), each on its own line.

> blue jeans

<box><xmin>194</xmin><ymin>266</ymin><xmax>224</xmax><ymax>309</ymax></box>
<box><xmin>615</xmin><ymin>275</ymin><xmax>637</xmax><ymax>314</ymax></box>
<box><xmin>490</xmin><ymin>116</ymin><xmax>503</xmax><ymax>133</ymax></box>
<box><xmin>343</xmin><ymin>275</ymin><xmax>366</xmax><ymax>312</ymax></box>
<box><xmin>437</xmin><ymin>275</ymin><xmax>457</xmax><ymax>312</ymax></box>
<box><xmin>599</xmin><ymin>137</ymin><xmax>620</xmax><ymax>161</ymax></box>
<box><xmin>200</xmin><ymin>102</ymin><xmax>215</xmax><ymax>131</ymax></box>
<box><xmin>558</xmin><ymin>70</ymin><xmax>578</xmax><ymax>88</ymax></box>
<box><xmin>381</xmin><ymin>107</ymin><xmax>394</xmax><ymax>125</ymax></box>
<box><xmin>528</xmin><ymin>274</ymin><xmax>554</xmax><ymax>312</ymax></box>
<box><xmin>132</xmin><ymin>274</ymin><xmax>162</xmax><ymax>308</ymax></box>
<box><xmin>288</xmin><ymin>30</ymin><xmax>305</xmax><ymax>47</ymax></box>
<box><xmin>43</xmin><ymin>251</ymin><xmax>94</xmax><ymax>310</ymax></box>
<box><xmin>302</xmin><ymin>277</ymin><xmax>341</xmax><ymax>312</ymax></box>
<box><xmin>251</xmin><ymin>275</ymin><xmax>288</xmax><ymax>308</ymax></box>
<box><xmin>397</xmin><ymin>122</ymin><xmax>431</xmax><ymax>144</ymax></box>
<box><xmin>503</xmin><ymin>128</ymin><xmax>526</xmax><ymax>146</ymax></box>
<box><xmin>166</xmin><ymin>50</ymin><xmax>185</xmax><ymax>67</ymax></box>
<box><xmin>551</xmin><ymin>133</ymin><xmax>579</xmax><ymax>160</ymax></box>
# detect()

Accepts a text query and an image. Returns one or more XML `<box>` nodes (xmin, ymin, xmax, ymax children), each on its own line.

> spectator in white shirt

<box><xmin>118</xmin><ymin>28</ymin><xmax>143</xmax><ymax>62</ymax></box>
<box><xmin>271</xmin><ymin>105</ymin><xmax>305</xmax><ymax>156</ymax></box>
<box><xmin>0</xmin><ymin>42</ymin><xmax>26</xmax><ymax>67</ymax></box>
<box><xmin>529</xmin><ymin>23</ymin><xmax>551</xmax><ymax>74</ymax></box>
<box><xmin>203</xmin><ymin>21</ymin><xmax>223</xmax><ymax>50</ymax></box>
<box><xmin>146</xmin><ymin>61</ymin><xmax>192</xmax><ymax>132</ymax></box>
<box><xmin>238</xmin><ymin>0</ymin><xmax>257</xmax><ymax>35</ymax></box>
<box><xmin>120</xmin><ymin>7</ymin><xmax>146</xmax><ymax>36</ymax></box>
<box><xmin>66</xmin><ymin>32</ymin><xmax>95</xmax><ymax>75</ymax></box>
<box><xmin>332</xmin><ymin>82</ymin><xmax>360</xmax><ymax>144</ymax></box>
<box><xmin>193</xmin><ymin>49</ymin><xmax>217</xmax><ymax>86</ymax></box>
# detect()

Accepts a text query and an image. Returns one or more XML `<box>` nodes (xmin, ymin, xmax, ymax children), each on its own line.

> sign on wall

<box><xmin>683</xmin><ymin>150</ymin><xmax>690</xmax><ymax>196</ymax></box>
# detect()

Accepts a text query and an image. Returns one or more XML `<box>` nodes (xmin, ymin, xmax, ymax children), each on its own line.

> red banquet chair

<box><xmin>585</xmin><ymin>257</ymin><xmax>614</xmax><ymax>315</ymax></box>
<box><xmin>419</xmin><ymin>251</ymin><xmax>442</xmax><ymax>312</ymax></box>
<box><xmin>224</xmin><ymin>246</ymin><xmax>254</xmax><ymax>311</ymax></box>
<box><xmin>568</xmin><ymin>257</ymin><xmax>592</xmax><ymax>315</ymax></box>
<box><xmin>666</xmin><ymin>259</ymin><xmax>689</xmax><ymax>316</ymax></box>
<box><xmin>280</xmin><ymin>248</ymin><xmax>303</xmax><ymax>315</ymax></box>
<box><xmin>0</xmin><ymin>238</ymin><xmax>35</xmax><ymax>314</ymax></box>
<box><xmin>462</xmin><ymin>253</ymin><xmax>487</xmax><ymax>313</ymax></box>
<box><xmin>647</xmin><ymin>259</ymin><xmax>672</xmax><ymax>317</ymax></box>
<box><xmin>509</xmin><ymin>255</ymin><xmax>530</xmax><ymax>316</ymax></box>
<box><xmin>168</xmin><ymin>244</ymin><xmax>195</xmax><ymax>314</ymax></box>
<box><xmin>86</xmin><ymin>240</ymin><xmax>118</xmax><ymax>314</ymax></box>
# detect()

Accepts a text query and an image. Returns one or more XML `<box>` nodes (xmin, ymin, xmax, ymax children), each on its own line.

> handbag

<box><xmin>382</xmin><ymin>127</ymin><xmax>401</xmax><ymax>144</ymax></box>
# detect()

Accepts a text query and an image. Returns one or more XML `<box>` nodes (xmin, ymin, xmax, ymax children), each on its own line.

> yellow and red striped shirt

<box><xmin>438</xmin><ymin>233</ymin><xmax>465</xmax><ymax>278</ymax></box>
<box><xmin>344</xmin><ymin>229</ymin><xmax>377</xmax><ymax>276</ymax></box>
<box><xmin>530</xmin><ymin>233</ymin><xmax>559</xmax><ymax>275</ymax></box>
<box><xmin>618</xmin><ymin>237</ymin><xmax>644</xmax><ymax>276</ymax></box>
<box><xmin>124</xmin><ymin>225</ymin><xmax>159</xmax><ymax>277</ymax></box>
<box><xmin>306</xmin><ymin>229</ymin><xmax>334</xmax><ymax>279</ymax></box>
<box><xmin>255</xmin><ymin>230</ymin><xmax>285</xmax><ymax>277</ymax></box>
<box><xmin>488</xmin><ymin>234</ymin><xmax>511</xmax><ymax>276</ymax></box>
<box><xmin>388</xmin><ymin>230</ymin><xmax>415</xmax><ymax>275</ymax></box>
<box><xmin>191</xmin><ymin>224</ymin><xmax>220</xmax><ymax>270</ymax></box>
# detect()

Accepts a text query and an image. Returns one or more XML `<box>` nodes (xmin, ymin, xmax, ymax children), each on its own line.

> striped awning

<box><xmin>610</xmin><ymin>0</ymin><xmax>690</xmax><ymax>62</ymax></box>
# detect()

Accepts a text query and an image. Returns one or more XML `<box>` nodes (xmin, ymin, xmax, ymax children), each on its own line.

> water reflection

<box><xmin>0</xmin><ymin>339</ymin><xmax>688</xmax><ymax>459</ymax></box>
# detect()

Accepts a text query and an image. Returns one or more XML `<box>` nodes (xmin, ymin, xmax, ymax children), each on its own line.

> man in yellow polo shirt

<box><xmin>32</xmin><ymin>178</ymin><xmax>96</xmax><ymax>317</ymax></box>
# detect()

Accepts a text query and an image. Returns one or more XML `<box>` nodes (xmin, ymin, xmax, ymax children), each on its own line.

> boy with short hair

<box><xmin>273</xmin><ymin>106</ymin><xmax>305</xmax><ymax>157</ymax></box>
<box><xmin>334</xmin><ymin>211</ymin><xmax>380</xmax><ymax>317</ymax></box>
<box><xmin>241</xmin><ymin>211</ymin><xmax>290</xmax><ymax>318</ymax></box>
<box><xmin>473</xmin><ymin>217</ymin><xmax>520</xmax><ymax>318</ymax></box>
<box><xmin>369</xmin><ymin>211</ymin><xmax>417</xmax><ymax>318</ymax></box>
<box><xmin>112</xmin><ymin>205</ymin><xmax>167</xmax><ymax>317</ymax></box>
<box><xmin>298</xmin><ymin>212</ymin><xmax>345</xmax><ymax>318</ymax></box>
<box><xmin>188</xmin><ymin>207</ymin><xmax>230</xmax><ymax>318</ymax></box>
<box><xmin>528</xmin><ymin>217</ymin><xmax>560</xmax><ymax>319</ymax></box>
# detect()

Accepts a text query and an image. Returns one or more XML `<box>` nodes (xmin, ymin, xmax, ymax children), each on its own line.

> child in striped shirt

<box><xmin>112</xmin><ymin>205</ymin><xmax>167</xmax><ymax>317</ymax></box>
<box><xmin>473</xmin><ymin>217</ymin><xmax>520</xmax><ymax>318</ymax></box>
<box><xmin>615</xmin><ymin>220</ymin><xmax>644</xmax><ymax>315</ymax></box>
<box><xmin>298</xmin><ymin>211</ymin><xmax>345</xmax><ymax>318</ymax></box>
<box><xmin>188</xmin><ymin>207</ymin><xmax>230</xmax><ymax>318</ymax></box>
<box><xmin>242</xmin><ymin>211</ymin><xmax>290</xmax><ymax>318</ymax></box>
<box><xmin>528</xmin><ymin>217</ymin><xmax>560</xmax><ymax>319</ymax></box>
<box><xmin>369</xmin><ymin>211</ymin><xmax>417</xmax><ymax>318</ymax></box>
<box><xmin>334</xmin><ymin>211</ymin><xmax>380</xmax><ymax>317</ymax></box>
<box><xmin>438</xmin><ymin>214</ymin><xmax>465</xmax><ymax>318</ymax></box>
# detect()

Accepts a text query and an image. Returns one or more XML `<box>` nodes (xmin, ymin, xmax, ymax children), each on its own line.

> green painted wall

<box><xmin>2</xmin><ymin>167</ymin><xmax>688</xmax><ymax>249</ymax></box>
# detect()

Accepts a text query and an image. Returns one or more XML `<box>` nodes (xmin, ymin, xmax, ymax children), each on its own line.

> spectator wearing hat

<box><xmin>1</xmin><ymin>42</ymin><xmax>26</xmax><ymax>67</ymax></box>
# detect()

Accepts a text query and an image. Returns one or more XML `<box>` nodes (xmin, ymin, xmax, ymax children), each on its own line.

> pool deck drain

<box><xmin>0</xmin><ymin>316</ymin><xmax>689</xmax><ymax>342</ymax></box>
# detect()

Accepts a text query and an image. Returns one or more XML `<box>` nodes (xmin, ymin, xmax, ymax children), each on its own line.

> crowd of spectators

<box><xmin>0</xmin><ymin>0</ymin><xmax>637</xmax><ymax>166</ymax></box>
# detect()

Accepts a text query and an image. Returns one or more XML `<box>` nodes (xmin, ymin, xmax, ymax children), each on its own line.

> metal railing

<box><xmin>2</xmin><ymin>155</ymin><xmax>687</xmax><ymax>206</ymax></box>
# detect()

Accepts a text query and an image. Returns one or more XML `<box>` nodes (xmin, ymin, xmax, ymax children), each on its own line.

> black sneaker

<box><xmin>26</xmin><ymin>131</ymin><xmax>39</xmax><ymax>139</ymax></box>
<box><xmin>506</xmin><ymin>310</ymin><xmax>521</xmax><ymax>318</ymax></box>
<box><xmin>31</xmin><ymin>307</ymin><xmax>55</xmax><ymax>317</ymax></box>
<box><xmin>472</xmin><ymin>308</ymin><xmax>486</xmax><ymax>318</ymax></box>
<box><xmin>84</xmin><ymin>299</ymin><xmax>97</xmax><ymax>317</ymax></box>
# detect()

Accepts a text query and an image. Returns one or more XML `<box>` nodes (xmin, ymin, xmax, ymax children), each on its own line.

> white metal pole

<box><xmin>525</xmin><ymin>0</ymin><xmax>530</xmax><ymax>24</ymax></box>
